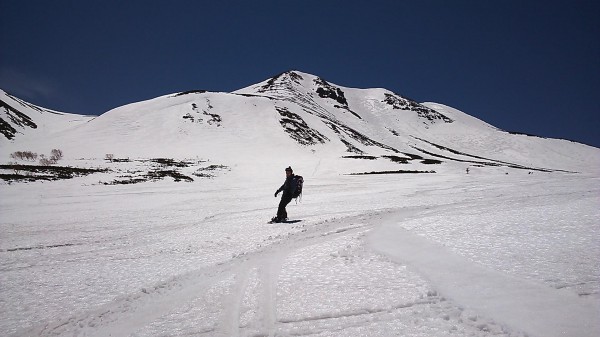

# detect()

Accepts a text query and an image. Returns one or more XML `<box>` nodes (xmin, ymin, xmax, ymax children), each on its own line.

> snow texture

<box><xmin>1</xmin><ymin>71</ymin><xmax>599</xmax><ymax>336</ymax></box>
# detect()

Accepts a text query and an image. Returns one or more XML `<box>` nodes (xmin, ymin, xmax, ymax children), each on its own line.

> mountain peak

<box><xmin>256</xmin><ymin>70</ymin><xmax>307</xmax><ymax>93</ymax></box>
<box><xmin>236</xmin><ymin>70</ymin><xmax>337</xmax><ymax>96</ymax></box>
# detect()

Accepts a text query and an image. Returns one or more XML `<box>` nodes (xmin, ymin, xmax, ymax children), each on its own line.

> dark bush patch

<box><xmin>382</xmin><ymin>155</ymin><xmax>410</xmax><ymax>164</ymax></box>
<box><xmin>105</xmin><ymin>160</ymin><xmax>228</xmax><ymax>184</ymax></box>
<box><xmin>342</xmin><ymin>155</ymin><xmax>377</xmax><ymax>160</ymax></box>
<box><xmin>193</xmin><ymin>164</ymin><xmax>230</xmax><ymax>178</ymax></box>
<box><xmin>197</xmin><ymin>164</ymin><xmax>228</xmax><ymax>171</ymax></box>
<box><xmin>0</xmin><ymin>164</ymin><xmax>108</xmax><ymax>183</ymax></box>
<box><xmin>104</xmin><ymin>177</ymin><xmax>150</xmax><ymax>185</ymax></box>
<box><xmin>147</xmin><ymin>170</ymin><xmax>194</xmax><ymax>182</ymax></box>
<box><xmin>174</xmin><ymin>90</ymin><xmax>207</xmax><ymax>96</ymax></box>
<box><xmin>421</xmin><ymin>159</ymin><xmax>442</xmax><ymax>164</ymax></box>
<box><xmin>348</xmin><ymin>170</ymin><xmax>436</xmax><ymax>175</ymax></box>
<box><xmin>0</xmin><ymin>173</ymin><xmax>45</xmax><ymax>182</ymax></box>
<box><xmin>192</xmin><ymin>172</ymin><xmax>214</xmax><ymax>178</ymax></box>
<box><xmin>149</xmin><ymin>158</ymin><xmax>194</xmax><ymax>167</ymax></box>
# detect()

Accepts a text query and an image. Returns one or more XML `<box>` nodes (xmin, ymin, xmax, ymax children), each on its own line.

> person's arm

<box><xmin>275</xmin><ymin>182</ymin><xmax>285</xmax><ymax>197</ymax></box>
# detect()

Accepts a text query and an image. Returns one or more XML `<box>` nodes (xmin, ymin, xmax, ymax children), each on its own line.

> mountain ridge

<box><xmin>1</xmin><ymin>89</ymin><xmax>95</xmax><ymax>141</ymax></box>
<box><xmin>1</xmin><ymin>70</ymin><xmax>598</xmax><ymax>176</ymax></box>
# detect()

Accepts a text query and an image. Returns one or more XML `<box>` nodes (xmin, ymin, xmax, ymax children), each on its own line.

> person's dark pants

<box><xmin>277</xmin><ymin>195</ymin><xmax>293</xmax><ymax>220</ymax></box>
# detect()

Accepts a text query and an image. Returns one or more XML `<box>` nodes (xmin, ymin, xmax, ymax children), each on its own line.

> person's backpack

<box><xmin>292</xmin><ymin>175</ymin><xmax>303</xmax><ymax>199</ymax></box>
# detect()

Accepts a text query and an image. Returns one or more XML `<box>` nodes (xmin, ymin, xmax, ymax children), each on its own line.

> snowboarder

<box><xmin>272</xmin><ymin>166</ymin><xmax>298</xmax><ymax>223</ymax></box>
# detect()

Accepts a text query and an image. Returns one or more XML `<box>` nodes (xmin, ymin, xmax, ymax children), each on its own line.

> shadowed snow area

<box><xmin>1</xmin><ymin>172</ymin><xmax>598</xmax><ymax>337</ymax></box>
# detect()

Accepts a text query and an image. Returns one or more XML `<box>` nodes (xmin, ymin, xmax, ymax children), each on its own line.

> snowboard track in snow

<box><xmin>15</xmin><ymin>210</ymin><xmax>545</xmax><ymax>337</ymax></box>
<box><xmin>18</xmin><ymin>217</ymin><xmax>376</xmax><ymax>337</ymax></box>
<box><xmin>5</xmin><ymin>173</ymin><xmax>599</xmax><ymax>337</ymax></box>
<box><xmin>17</xmin><ymin>212</ymin><xmax>514</xmax><ymax>337</ymax></box>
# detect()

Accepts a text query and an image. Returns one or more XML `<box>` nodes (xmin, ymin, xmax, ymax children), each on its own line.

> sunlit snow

<box><xmin>1</xmin><ymin>71</ymin><xmax>599</xmax><ymax>336</ymax></box>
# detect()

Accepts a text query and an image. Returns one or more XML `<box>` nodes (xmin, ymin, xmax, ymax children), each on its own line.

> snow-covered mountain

<box><xmin>0</xmin><ymin>90</ymin><xmax>94</xmax><ymax>141</ymax></box>
<box><xmin>1</xmin><ymin>70</ymin><xmax>598</xmax><ymax>175</ymax></box>
<box><xmin>2</xmin><ymin>71</ymin><xmax>599</xmax><ymax>337</ymax></box>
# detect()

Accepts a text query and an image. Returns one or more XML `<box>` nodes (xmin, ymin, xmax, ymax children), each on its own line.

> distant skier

<box><xmin>272</xmin><ymin>166</ymin><xmax>299</xmax><ymax>223</ymax></box>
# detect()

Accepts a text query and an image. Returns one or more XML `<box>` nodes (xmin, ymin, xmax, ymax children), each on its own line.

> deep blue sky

<box><xmin>1</xmin><ymin>1</ymin><xmax>599</xmax><ymax>147</ymax></box>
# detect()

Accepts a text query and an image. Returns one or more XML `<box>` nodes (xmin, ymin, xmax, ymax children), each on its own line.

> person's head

<box><xmin>285</xmin><ymin>166</ymin><xmax>293</xmax><ymax>177</ymax></box>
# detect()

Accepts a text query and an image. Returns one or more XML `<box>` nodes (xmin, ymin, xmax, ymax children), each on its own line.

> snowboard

<box><xmin>268</xmin><ymin>218</ymin><xmax>301</xmax><ymax>224</ymax></box>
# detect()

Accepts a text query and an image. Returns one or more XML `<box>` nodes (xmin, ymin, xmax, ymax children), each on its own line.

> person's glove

<box><xmin>274</xmin><ymin>191</ymin><xmax>279</xmax><ymax>198</ymax></box>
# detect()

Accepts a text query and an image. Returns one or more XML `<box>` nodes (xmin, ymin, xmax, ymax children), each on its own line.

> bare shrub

<box><xmin>39</xmin><ymin>154</ymin><xmax>57</xmax><ymax>166</ymax></box>
<box><xmin>18</xmin><ymin>149</ymin><xmax>63</xmax><ymax>165</ymax></box>
<box><xmin>10</xmin><ymin>151</ymin><xmax>38</xmax><ymax>161</ymax></box>
<box><xmin>10</xmin><ymin>150</ymin><xmax>62</xmax><ymax>164</ymax></box>
<box><xmin>50</xmin><ymin>149</ymin><xmax>63</xmax><ymax>161</ymax></box>
<box><xmin>105</xmin><ymin>154</ymin><xmax>114</xmax><ymax>162</ymax></box>
<box><xmin>9</xmin><ymin>152</ymin><xmax>21</xmax><ymax>160</ymax></box>
<box><xmin>38</xmin><ymin>155</ymin><xmax>49</xmax><ymax>165</ymax></box>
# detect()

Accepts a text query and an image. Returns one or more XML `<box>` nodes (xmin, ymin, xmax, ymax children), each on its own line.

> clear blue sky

<box><xmin>1</xmin><ymin>0</ymin><xmax>598</xmax><ymax>147</ymax></box>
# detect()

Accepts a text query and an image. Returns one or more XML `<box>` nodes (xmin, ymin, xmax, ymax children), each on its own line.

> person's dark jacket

<box><xmin>276</xmin><ymin>175</ymin><xmax>298</xmax><ymax>198</ymax></box>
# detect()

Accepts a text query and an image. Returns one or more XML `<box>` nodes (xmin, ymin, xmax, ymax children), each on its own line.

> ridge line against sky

<box><xmin>1</xmin><ymin>0</ymin><xmax>598</xmax><ymax>147</ymax></box>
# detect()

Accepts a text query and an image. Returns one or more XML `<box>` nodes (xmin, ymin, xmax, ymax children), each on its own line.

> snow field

<box><xmin>1</xmin><ymin>169</ymin><xmax>598</xmax><ymax>336</ymax></box>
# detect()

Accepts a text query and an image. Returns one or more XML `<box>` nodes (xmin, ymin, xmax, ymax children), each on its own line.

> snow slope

<box><xmin>0</xmin><ymin>89</ymin><xmax>94</xmax><ymax>142</ymax></box>
<box><xmin>1</xmin><ymin>71</ymin><xmax>599</xmax><ymax>336</ymax></box>
<box><xmin>1</xmin><ymin>172</ymin><xmax>598</xmax><ymax>337</ymax></box>
<box><xmin>2</xmin><ymin>71</ymin><xmax>598</xmax><ymax>175</ymax></box>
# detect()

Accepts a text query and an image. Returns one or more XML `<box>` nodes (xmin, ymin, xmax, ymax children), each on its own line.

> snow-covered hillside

<box><xmin>1</xmin><ymin>71</ymin><xmax>599</xmax><ymax>337</ymax></box>
<box><xmin>1</xmin><ymin>71</ymin><xmax>598</xmax><ymax>176</ymax></box>
<box><xmin>0</xmin><ymin>89</ymin><xmax>94</xmax><ymax>141</ymax></box>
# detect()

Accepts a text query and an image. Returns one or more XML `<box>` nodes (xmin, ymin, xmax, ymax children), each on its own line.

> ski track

<box><xmin>11</xmin><ymin>213</ymin><xmax>507</xmax><ymax>337</ymax></box>
<box><xmin>3</xmin><ymin>174</ymin><xmax>598</xmax><ymax>337</ymax></box>
<box><xmin>14</xmin><ymin>214</ymin><xmax>375</xmax><ymax>337</ymax></box>
<box><xmin>369</xmin><ymin>216</ymin><xmax>600</xmax><ymax>337</ymax></box>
